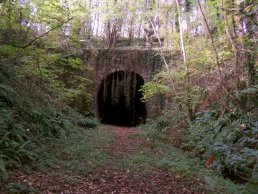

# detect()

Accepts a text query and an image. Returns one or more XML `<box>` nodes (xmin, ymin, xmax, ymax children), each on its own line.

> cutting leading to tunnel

<box><xmin>97</xmin><ymin>71</ymin><xmax>147</xmax><ymax>126</ymax></box>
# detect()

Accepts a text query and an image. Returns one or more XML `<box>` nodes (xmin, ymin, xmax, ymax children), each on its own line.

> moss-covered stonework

<box><xmin>81</xmin><ymin>48</ymin><xmax>174</xmax><ymax>120</ymax></box>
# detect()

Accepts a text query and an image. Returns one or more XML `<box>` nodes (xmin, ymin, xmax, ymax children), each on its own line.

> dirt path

<box><xmin>104</xmin><ymin>125</ymin><xmax>145</xmax><ymax>157</ymax></box>
<box><xmin>3</xmin><ymin>125</ymin><xmax>208</xmax><ymax>194</ymax></box>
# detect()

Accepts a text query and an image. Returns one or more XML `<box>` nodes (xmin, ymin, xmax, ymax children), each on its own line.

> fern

<box><xmin>0</xmin><ymin>64</ymin><xmax>11</xmax><ymax>81</ymax></box>
<box><xmin>182</xmin><ymin>108</ymin><xmax>258</xmax><ymax>183</ymax></box>
<box><xmin>0</xmin><ymin>84</ymin><xmax>17</xmax><ymax>104</ymax></box>
<box><xmin>0</xmin><ymin>159</ymin><xmax>8</xmax><ymax>180</ymax></box>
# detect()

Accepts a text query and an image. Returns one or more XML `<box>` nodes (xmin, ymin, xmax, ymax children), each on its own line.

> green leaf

<box><xmin>0</xmin><ymin>159</ymin><xmax>8</xmax><ymax>180</ymax></box>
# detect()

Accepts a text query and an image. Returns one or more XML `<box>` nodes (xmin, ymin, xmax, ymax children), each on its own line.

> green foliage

<box><xmin>0</xmin><ymin>108</ymin><xmax>35</xmax><ymax>180</ymax></box>
<box><xmin>140</xmin><ymin>102</ymin><xmax>257</xmax><ymax>190</ymax></box>
<box><xmin>119</xmin><ymin>135</ymin><xmax>244</xmax><ymax>193</ymax></box>
<box><xmin>237</xmin><ymin>84</ymin><xmax>258</xmax><ymax>96</ymax></box>
<box><xmin>119</xmin><ymin>152</ymin><xmax>154</xmax><ymax>173</ymax></box>
<box><xmin>36</xmin><ymin>126</ymin><xmax>112</xmax><ymax>171</ymax></box>
<box><xmin>140</xmin><ymin>81</ymin><xmax>170</xmax><ymax>102</ymax></box>
<box><xmin>0</xmin><ymin>0</ymin><xmax>93</xmax><ymax>103</ymax></box>
<box><xmin>0</xmin><ymin>99</ymin><xmax>98</xmax><ymax>180</ymax></box>
<box><xmin>140</xmin><ymin>108</ymin><xmax>184</xmax><ymax>132</ymax></box>
<box><xmin>182</xmin><ymin>107</ymin><xmax>258</xmax><ymax>183</ymax></box>
<box><xmin>0</xmin><ymin>84</ymin><xmax>17</xmax><ymax>105</ymax></box>
<box><xmin>0</xmin><ymin>132</ymin><xmax>33</xmax><ymax>163</ymax></box>
<box><xmin>15</xmin><ymin>48</ymin><xmax>92</xmax><ymax>102</ymax></box>
<box><xmin>30</xmin><ymin>108</ymin><xmax>69</xmax><ymax>137</ymax></box>
<box><xmin>182</xmin><ymin>109</ymin><xmax>219</xmax><ymax>151</ymax></box>
<box><xmin>0</xmin><ymin>159</ymin><xmax>8</xmax><ymax>180</ymax></box>
<box><xmin>0</xmin><ymin>0</ymin><xmax>96</xmax><ymax>181</ymax></box>
<box><xmin>77</xmin><ymin>117</ymin><xmax>100</xmax><ymax>129</ymax></box>
<box><xmin>0</xmin><ymin>67</ymin><xmax>95</xmax><ymax>180</ymax></box>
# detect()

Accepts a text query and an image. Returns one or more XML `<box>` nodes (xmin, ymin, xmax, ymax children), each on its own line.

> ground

<box><xmin>1</xmin><ymin>125</ymin><xmax>237</xmax><ymax>193</ymax></box>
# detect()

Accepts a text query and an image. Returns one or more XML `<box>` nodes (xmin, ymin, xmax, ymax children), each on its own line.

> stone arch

<box><xmin>98</xmin><ymin>67</ymin><xmax>148</xmax><ymax>83</ymax></box>
<box><xmin>97</xmin><ymin>70</ymin><xmax>147</xmax><ymax>126</ymax></box>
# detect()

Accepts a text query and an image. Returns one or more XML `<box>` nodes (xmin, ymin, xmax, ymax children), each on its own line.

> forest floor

<box><xmin>2</xmin><ymin>125</ymin><xmax>235</xmax><ymax>193</ymax></box>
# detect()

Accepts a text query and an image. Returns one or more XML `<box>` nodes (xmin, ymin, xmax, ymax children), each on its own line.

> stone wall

<box><xmin>82</xmin><ymin>48</ymin><xmax>165</xmax><ymax>119</ymax></box>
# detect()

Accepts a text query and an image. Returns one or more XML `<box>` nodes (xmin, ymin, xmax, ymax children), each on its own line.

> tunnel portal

<box><xmin>97</xmin><ymin>71</ymin><xmax>147</xmax><ymax>126</ymax></box>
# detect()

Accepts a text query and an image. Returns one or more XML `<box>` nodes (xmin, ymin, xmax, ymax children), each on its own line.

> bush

<box><xmin>182</xmin><ymin>108</ymin><xmax>258</xmax><ymax>183</ymax></box>
<box><xmin>0</xmin><ymin>78</ymin><xmax>96</xmax><ymax>180</ymax></box>
<box><xmin>77</xmin><ymin>117</ymin><xmax>100</xmax><ymax>128</ymax></box>
<box><xmin>140</xmin><ymin>108</ymin><xmax>184</xmax><ymax>132</ymax></box>
<box><xmin>139</xmin><ymin>108</ymin><xmax>184</xmax><ymax>147</ymax></box>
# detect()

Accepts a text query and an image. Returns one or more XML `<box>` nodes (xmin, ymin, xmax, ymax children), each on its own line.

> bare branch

<box><xmin>145</xmin><ymin>13</ymin><xmax>177</xmax><ymax>93</ymax></box>
<box><xmin>196</xmin><ymin>0</ymin><xmax>241</xmax><ymax>107</ymax></box>
<box><xmin>0</xmin><ymin>17</ymin><xmax>75</xmax><ymax>49</ymax></box>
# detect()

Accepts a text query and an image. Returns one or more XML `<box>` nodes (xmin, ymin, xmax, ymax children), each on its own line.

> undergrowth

<box><xmin>140</xmin><ymin>108</ymin><xmax>184</xmax><ymax>132</ymax></box>
<box><xmin>120</xmin><ymin>132</ymin><xmax>252</xmax><ymax>194</ymax></box>
<box><xmin>138</xmin><ymin>103</ymin><xmax>257</xmax><ymax>193</ymax></box>
<box><xmin>35</xmin><ymin>126</ymin><xmax>112</xmax><ymax>173</ymax></box>
<box><xmin>0</xmin><ymin>63</ymin><xmax>99</xmax><ymax>180</ymax></box>
<box><xmin>182</xmin><ymin>107</ymin><xmax>257</xmax><ymax>184</ymax></box>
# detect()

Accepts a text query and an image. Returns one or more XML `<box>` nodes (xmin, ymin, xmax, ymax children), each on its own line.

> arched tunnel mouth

<box><xmin>97</xmin><ymin>71</ymin><xmax>147</xmax><ymax>126</ymax></box>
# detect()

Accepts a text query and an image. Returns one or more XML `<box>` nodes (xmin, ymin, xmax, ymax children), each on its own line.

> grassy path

<box><xmin>2</xmin><ymin>125</ymin><xmax>240</xmax><ymax>193</ymax></box>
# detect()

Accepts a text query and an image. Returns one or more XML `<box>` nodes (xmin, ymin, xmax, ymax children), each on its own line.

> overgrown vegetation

<box><xmin>0</xmin><ymin>0</ymin><xmax>257</xmax><ymax>192</ymax></box>
<box><xmin>0</xmin><ymin>0</ymin><xmax>98</xmax><ymax>181</ymax></box>
<box><xmin>121</xmin><ymin>128</ymin><xmax>257</xmax><ymax>194</ymax></box>
<box><xmin>0</xmin><ymin>66</ymin><xmax>99</xmax><ymax>180</ymax></box>
<box><xmin>138</xmin><ymin>0</ymin><xmax>257</xmax><ymax>189</ymax></box>
<box><xmin>182</xmin><ymin>106</ymin><xmax>257</xmax><ymax>183</ymax></box>
<box><xmin>140</xmin><ymin>100</ymin><xmax>257</xmax><ymax>187</ymax></box>
<box><xmin>35</xmin><ymin>126</ymin><xmax>111</xmax><ymax>172</ymax></box>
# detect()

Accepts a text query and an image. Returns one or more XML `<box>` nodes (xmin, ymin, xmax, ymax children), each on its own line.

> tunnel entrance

<box><xmin>97</xmin><ymin>71</ymin><xmax>147</xmax><ymax>126</ymax></box>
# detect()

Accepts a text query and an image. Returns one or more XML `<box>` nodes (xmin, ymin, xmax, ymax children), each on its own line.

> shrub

<box><xmin>182</xmin><ymin>108</ymin><xmax>258</xmax><ymax>183</ymax></box>
<box><xmin>77</xmin><ymin>117</ymin><xmax>100</xmax><ymax>129</ymax></box>
<box><xmin>140</xmin><ymin>108</ymin><xmax>184</xmax><ymax>132</ymax></box>
<box><xmin>0</xmin><ymin>79</ymin><xmax>96</xmax><ymax>180</ymax></box>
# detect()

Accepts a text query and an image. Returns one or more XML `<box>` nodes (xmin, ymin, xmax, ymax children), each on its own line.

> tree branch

<box><xmin>145</xmin><ymin>13</ymin><xmax>177</xmax><ymax>93</ymax></box>
<box><xmin>0</xmin><ymin>17</ymin><xmax>75</xmax><ymax>49</ymax></box>
<box><xmin>196</xmin><ymin>0</ymin><xmax>241</xmax><ymax>108</ymax></box>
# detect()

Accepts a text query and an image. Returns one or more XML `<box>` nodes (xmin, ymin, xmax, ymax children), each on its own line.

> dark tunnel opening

<box><xmin>97</xmin><ymin>71</ymin><xmax>147</xmax><ymax>126</ymax></box>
